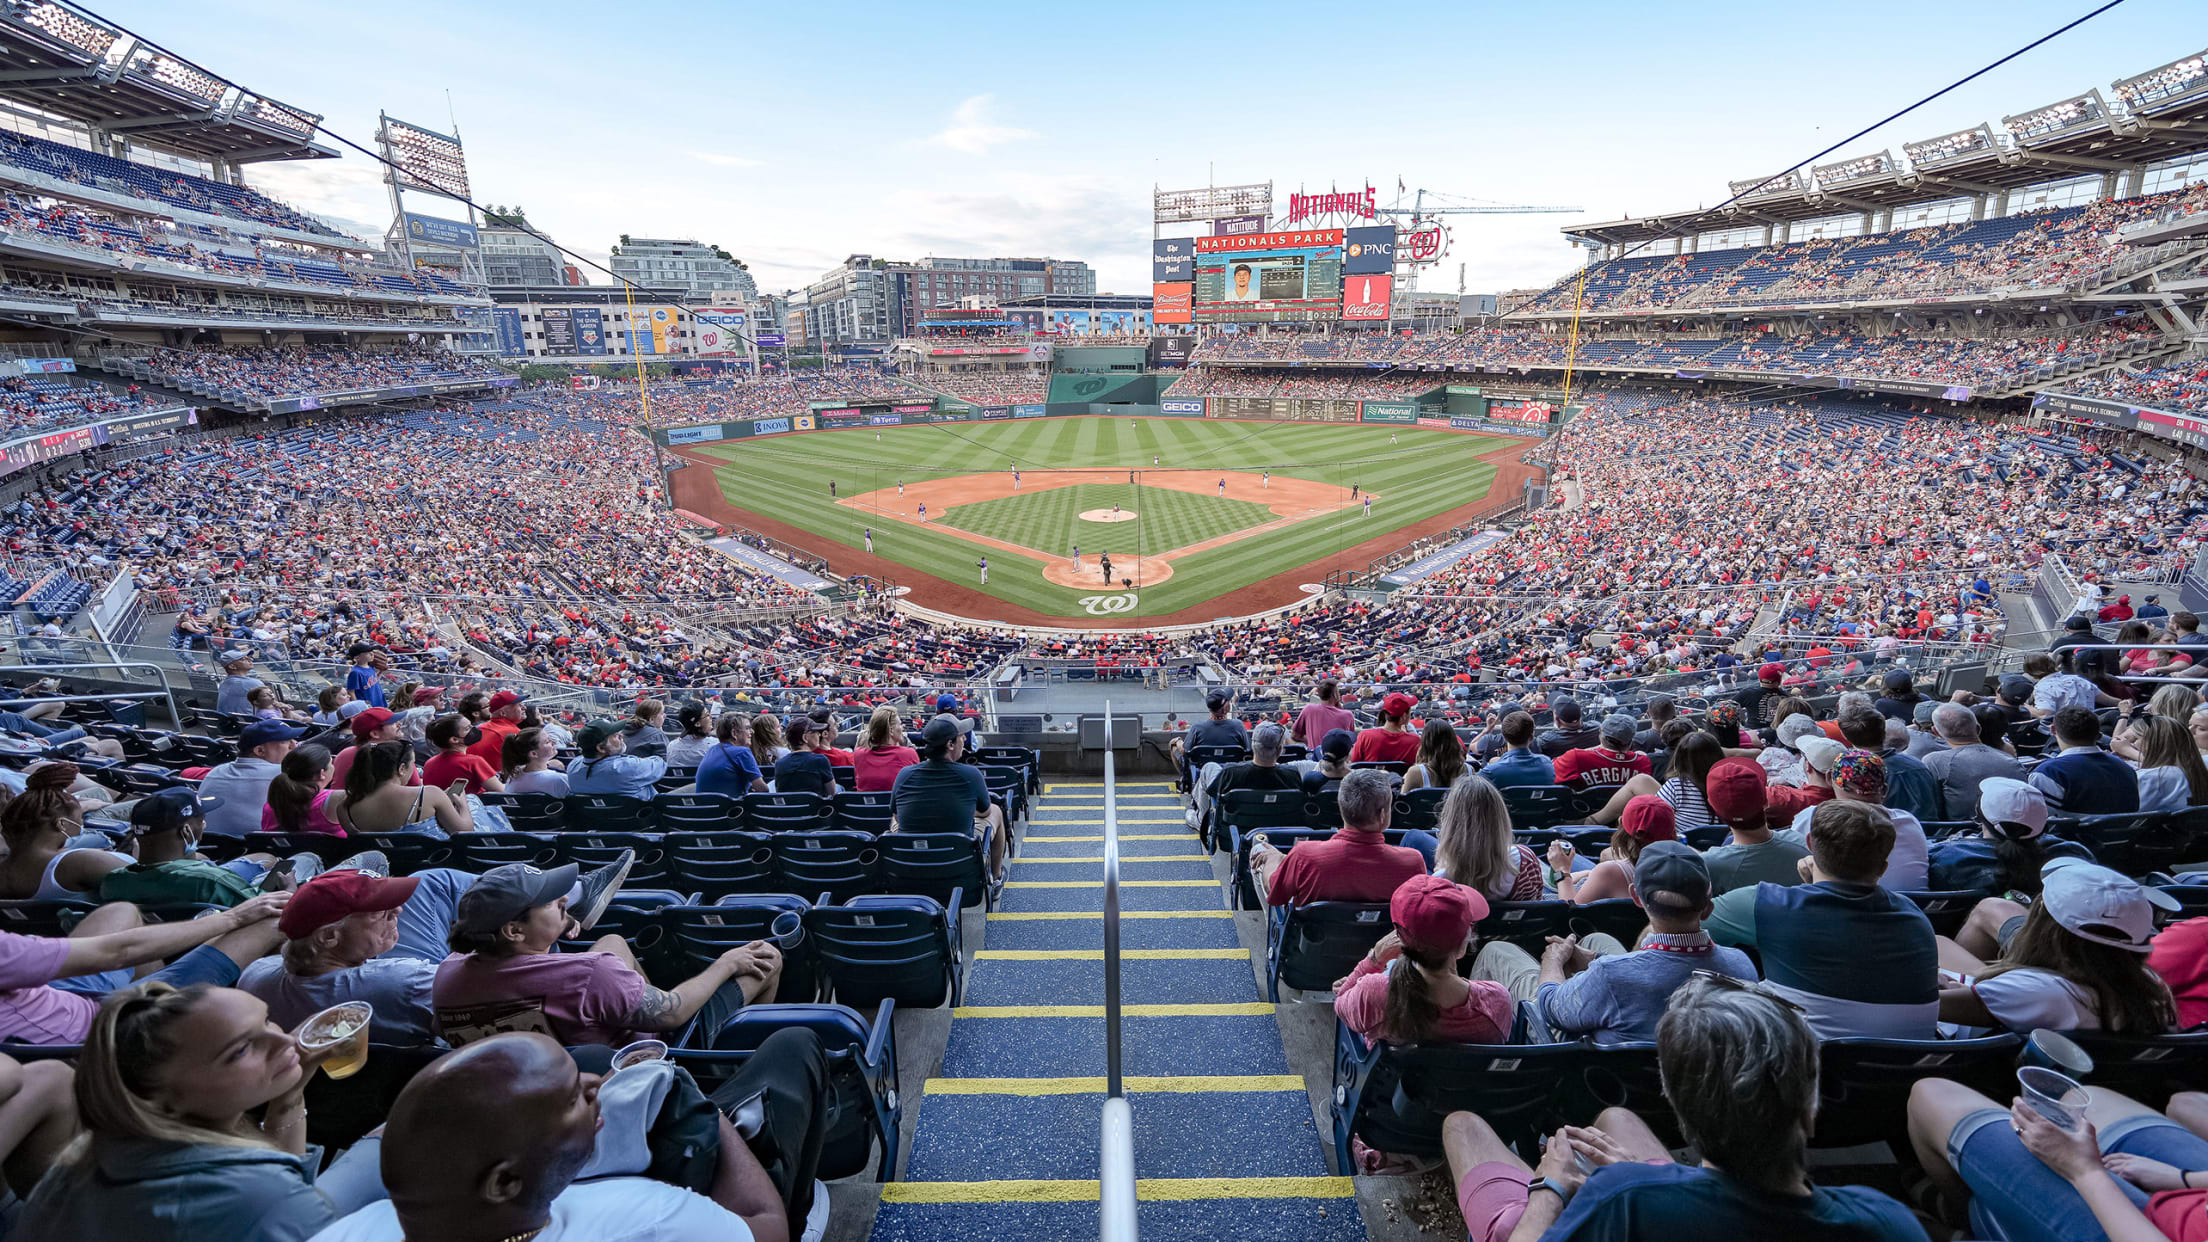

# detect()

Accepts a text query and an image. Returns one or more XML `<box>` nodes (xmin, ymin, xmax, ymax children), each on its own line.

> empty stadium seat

<box><xmin>1267</xmin><ymin>900</ymin><xmax>1391</xmax><ymax>1002</ymax></box>
<box><xmin>805</xmin><ymin>893</ymin><xmax>964</xmax><ymax>1009</ymax></box>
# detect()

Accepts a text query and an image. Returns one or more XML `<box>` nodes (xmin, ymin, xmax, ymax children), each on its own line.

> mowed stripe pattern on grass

<box><xmin>937</xmin><ymin>483</ymin><xmax>1276</xmax><ymax>557</ymax></box>
<box><xmin>691</xmin><ymin>415</ymin><xmax>1508</xmax><ymax>618</ymax></box>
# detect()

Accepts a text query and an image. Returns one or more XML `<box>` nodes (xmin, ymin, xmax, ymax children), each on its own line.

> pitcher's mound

<box><xmin>1079</xmin><ymin>508</ymin><xmax>1138</xmax><ymax>523</ymax></box>
<box><xmin>1043</xmin><ymin>555</ymin><xmax>1174</xmax><ymax>589</ymax></box>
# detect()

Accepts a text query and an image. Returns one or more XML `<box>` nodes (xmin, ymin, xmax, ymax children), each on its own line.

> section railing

<box><xmin>1099</xmin><ymin>701</ymin><xmax>1136</xmax><ymax>1241</ymax></box>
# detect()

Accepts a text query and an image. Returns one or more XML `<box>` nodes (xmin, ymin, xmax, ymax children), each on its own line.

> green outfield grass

<box><xmin>689</xmin><ymin>415</ymin><xmax>1510</xmax><ymax>620</ymax></box>
<box><xmin>936</xmin><ymin>482</ymin><xmax>1276</xmax><ymax>556</ymax></box>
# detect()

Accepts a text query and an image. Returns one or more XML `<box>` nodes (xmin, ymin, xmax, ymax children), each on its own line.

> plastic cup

<box><xmin>2018</xmin><ymin>1065</ymin><xmax>2089</xmax><ymax>1132</ymax></box>
<box><xmin>2020</xmin><ymin>1029</ymin><xmax>2095</xmax><ymax>1079</ymax></box>
<box><xmin>299</xmin><ymin>1001</ymin><xmax>373</xmax><ymax>1081</ymax></box>
<box><xmin>770</xmin><ymin>910</ymin><xmax>806</xmax><ymax>950</ymax></box>
<box><xmin>610</xmin><ymin>1039</ymin><xmax>670</xmax><ymax>1073</ymax></box>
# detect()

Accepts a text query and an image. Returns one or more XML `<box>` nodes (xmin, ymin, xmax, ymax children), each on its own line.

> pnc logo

<box><xmin>1077</xmin><ymin>594</ymin><xmax>1137</xmax><ymax>615</ymax></box>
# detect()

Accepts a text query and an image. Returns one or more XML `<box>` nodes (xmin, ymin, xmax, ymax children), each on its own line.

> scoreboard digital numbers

<box><xmin>1193</xmin><ymin>228</ymin><xmax>1344</xmax><ymax>323</ymax></box>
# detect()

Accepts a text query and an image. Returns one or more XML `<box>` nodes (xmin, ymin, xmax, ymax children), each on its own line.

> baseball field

<box><xmin>670</xmin><ymin>415</ymin><xmax>1529</xmax><ymax>626</ymax></box>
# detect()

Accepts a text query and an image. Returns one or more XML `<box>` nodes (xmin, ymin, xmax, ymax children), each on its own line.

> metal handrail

<box><xmin>0</xmin><ymin>661</ymin><xmax>180</xmax><ymax>726</ymax></box>
<box><xmin>1099</xmin><ymin>700</ymin><xmax>1136</xmax><ymax>1241</ymax></box>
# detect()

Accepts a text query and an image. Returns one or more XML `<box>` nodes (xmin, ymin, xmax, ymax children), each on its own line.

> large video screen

<box><xmin>1193</xmin><ymin>229</ymin><xmax>1343</xmax><ymax>322</ymax></box>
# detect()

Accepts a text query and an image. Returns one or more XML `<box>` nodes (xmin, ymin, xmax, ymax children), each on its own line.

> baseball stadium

<box><xmin>0</xmin><ymin>3</ymin><xmax>2207</xmax><ymax>1242</ymax></box>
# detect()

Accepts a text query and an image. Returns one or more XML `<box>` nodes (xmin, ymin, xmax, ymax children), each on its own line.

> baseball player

<box><xmin>917</xmin><ymin>502</ymin><xmax>927</xmax><ymax>521</ymax></box>
<box><xmin>1100</xmin><ymin>552</ymin><xmax>1113</xmax><ymax>583</ymax></box>
<box><xmin>978</xmin><ymin>557</ymin><xmax>988</xmax><ymax>585</ymax></box>
<box><xmin>1012</xmin><ymin>467</ymin><xmax>1021</xmax><ymax>489</ymax></box>
<box><xmin>1071</xmin><ymin>544</ymin><xmax>1080</xmax><ymax>566</ymax></box>
<box><xmin>829</xmin><ymin>480</ymin><xmax>836</xmax><ymax>498</ymax></box>
<box><xmin>1217</xmin><ymin>477</ymin><xmax>1225</xmax><ymax>495</ymax></box>
<box><xmin>864</xmin><ymin>528</ymin><xmax>873</xmax><ymax>553</ymax></box>
<box><xmin>1363</xmin><ymin>495</ymin><xmax>1372</xmax><ymax>518</ymax></box>
<box><xmin>1262</xmin><ymin>470</ymin><xmax>1270</xmax><ymax>488</ymax></box>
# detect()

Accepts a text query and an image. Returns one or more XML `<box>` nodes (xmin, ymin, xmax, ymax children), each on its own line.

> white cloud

<box><xmin>687</xmin><ymin>151</ymin><xmax>763</xmax><ymax>169</ymax></box>
<box><xmin>920</xmin><ymin>95</ymin><xmax>1036</xmax><ymax>156</ymax></box>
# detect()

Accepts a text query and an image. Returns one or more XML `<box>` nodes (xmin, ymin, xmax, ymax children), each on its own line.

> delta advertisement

<box><xmin>1360</xmin><ymin>402</ymin><xmax>1417</xmax><ymax>424</ymax></box>
<box><xmin>492</xmin><ymin>307</ymin><xmax>525</xmax><ymax>356</ymax></box>
<box><xmin>1151</xmin><ymin>282</ymin><xmax>1193</xmax><ymax>325</ymax></box>
<box><xmin>541</xmin><ymin>307</ymin><xmax>576</xmax><ymax>353</ymax></box>
<box><xmin>402</xmin><ymin>212</ymin><xmax>479</xmax><ymax>249</ymax></box>
<box><xmin>571</xmin><ymin>307</ymin><xmax>606</xmax><ymax>355</ymax></box>
<box><xmin>1449</xmin><ymin>415</ymin><xmax>1489</xmax><ymax>430</ymax></box>
<box><xmin>694</xmin><ymin>307</ymin><xmax>748</xmax><ymax>357</ymax></box>
<box><xmin>633</xmin><ymin>305</ymin><xmax>679</xmax><ymax>355</ymax></box>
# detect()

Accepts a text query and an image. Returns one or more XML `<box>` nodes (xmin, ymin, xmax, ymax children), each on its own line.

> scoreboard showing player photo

<box><xmin>1193</xmin><ymin>228</ymin><xmax>1344</xmax><ymax>322</ymax></box>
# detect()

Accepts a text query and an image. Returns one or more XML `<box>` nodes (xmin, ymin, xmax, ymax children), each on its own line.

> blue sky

<box><xmin>80</xmin><ymin>0</ymin><xmax>2208</xmax><ymax>296</ymax></box>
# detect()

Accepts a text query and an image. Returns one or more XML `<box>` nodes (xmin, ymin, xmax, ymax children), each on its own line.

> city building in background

<box><xmin>479</xmin><ymin>207</ymin><xmax>572</xmax><ymax>287</ymax></box>
<box><xmin>888</xmin><ymin>256</ymin><xmax>1095</xmax><ymax>337</ymax></box>
<box><xmin>609</xmin><ymin>237</ymin><xmax>758</xmax><ymax>300</ymax></box>
<box><xmin>798</xmin><ymin>256</ymin><xmax>893</xmax><ymax>352</ymax></box>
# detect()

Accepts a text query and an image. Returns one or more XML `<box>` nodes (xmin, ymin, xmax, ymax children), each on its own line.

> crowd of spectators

<box><xmin>908</xmin><ymin>371</ymin><xmax>1046</xmax><ymax>405</ymax></box>
<box><xmin>126</xmin><ymin>347</ymin><xmax>504</xmax><ymax>404</ymax></box>
<box><xmin>614</xmin><ymin>369</ymin><xmax>915</xmax><ymax>429</ymax></box>
<box><xmin>2055</xmin><ymin>357</ymin><xmax>2208</xmax><ymax>413</ymax></box>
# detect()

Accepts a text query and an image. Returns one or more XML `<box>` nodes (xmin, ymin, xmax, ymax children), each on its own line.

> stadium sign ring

<box><xmin>1077</xmin><ymin>593</ymin><xmax>1138</xmax><ymax>615</ymax></box>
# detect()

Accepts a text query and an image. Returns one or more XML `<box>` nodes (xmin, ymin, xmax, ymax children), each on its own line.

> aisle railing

<box><xmin>1099</xmin><ymin>701</ymin><xmax>1137</xmax><ymax>1241</ymax></box>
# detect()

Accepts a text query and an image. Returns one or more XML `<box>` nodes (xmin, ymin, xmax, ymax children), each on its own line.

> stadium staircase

<box><xmin>869</xmin><ymin>778</ymin><xmax>1364</xmax><ymax>1241</ymax></box>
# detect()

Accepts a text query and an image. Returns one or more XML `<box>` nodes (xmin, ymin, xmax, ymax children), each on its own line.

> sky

<box><xmin>75</xmin><ymin>0</ymin><xmax>2208</xmax><ymax>298</ymax></box>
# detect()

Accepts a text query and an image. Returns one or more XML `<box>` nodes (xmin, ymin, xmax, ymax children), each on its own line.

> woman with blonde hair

<box><xmin>1425</xmin><ymin>775</ymin><xmax>1543</xmax><ymax>903</ymax></box>
<box><xmin>15</xmin><ymin>982</ymin><xmax>382</xmax><ymax>1241</ymax></box>
<box><xmin>2134</xmin><ymin>714</ymin><xmax>2208</xmax><ymax>811</ymax></box>
<box><xmin>852</xmin><ymin>705</ymin><xmax>920</xmax><ymax>792</ymax></box>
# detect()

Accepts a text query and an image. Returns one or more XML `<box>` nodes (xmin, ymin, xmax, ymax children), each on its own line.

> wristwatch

<box><xmin>1529</xmin><ymin>1176</ymin><xmax>1573</xmax><ymax>1205</ymax></box>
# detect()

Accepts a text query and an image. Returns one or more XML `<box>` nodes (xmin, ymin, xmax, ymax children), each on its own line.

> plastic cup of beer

<box><xmin>611</xmin><ymin>1039</ymin><xmax>670</xmax><ymax>1074</ymax></box>
<box><xmin>300</xmin><ymin>1001</ymin><xmax>373</xmax><ymax>1081</ymax></box>
<box><xmin>2018</xmin><ymin>1065</ymin><xmax>2089</xmax><ymax>1132</ymax></box>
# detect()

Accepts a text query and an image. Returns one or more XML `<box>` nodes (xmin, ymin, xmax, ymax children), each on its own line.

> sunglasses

<box><xmin>1689</xmin><ymin>968</ymin><xmax>1805</xmax><ymax>1014</ymax></box>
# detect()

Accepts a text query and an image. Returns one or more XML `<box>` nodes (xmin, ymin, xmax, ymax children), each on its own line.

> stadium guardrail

<box><xmin>1098</xmin><ymin>702</ymin><xmax>1137</xmax><ymax>1242</ymax></box>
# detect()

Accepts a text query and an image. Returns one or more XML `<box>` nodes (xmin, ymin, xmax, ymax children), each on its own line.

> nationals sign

<box><xmin>1401</xmin><ymin>222</ymin><xmax>1449</xmax><ymax>266</ymax></box>
<box><xmin>1285</xmin><ymin>184</ymin><xmax>1378</xmax><ymax>226</ymax></box>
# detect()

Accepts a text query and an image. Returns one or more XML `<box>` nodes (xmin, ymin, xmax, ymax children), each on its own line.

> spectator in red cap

<box><xmin>326</xmin><ymin>707</ymin><xmax>418</xmax><ymax>793</ymax></box>
<box><xmin>1701</xmin><ymin>759</ymin><xmax>1809</xmax><ymax>894</ymax></box>
<box><xmin>1549</xmin><ymin>794</ymin><xmax>1675</xmax><ymax>904</ymax></box>
<box><xmin>1349</xmin><ymin>692</ymin><xmax>1420</xmax><ymax>764</ymax></box>
<box><xmin>1742</xmin><ymin>662</ymin><xmax>1790</xmax><ymax>729</ymax></box>
<box><xmin>465</xmin><ymin>689</ymin><xmax>527</xmax><ymax>768</ymax></box>
<box><xmin>1251</xmin><ymin>769</ymin><xmax>1425</xmax><ymax>908</ymax></box>
<box><xmin>238</xmin><ymin>867</ymin><xmax>443</xmax><ymax>1046</ymax></box>
<box><xmin>1332</xmin><ymin>874</ymin><xmax>1512</xmax><ymax>1046</ymax></box>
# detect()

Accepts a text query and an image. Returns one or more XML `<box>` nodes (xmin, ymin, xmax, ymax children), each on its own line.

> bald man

<box><xmin>308</xmin><ymin>1028</ymin><xmax>830</xmax><ymax>1242</ymax></box>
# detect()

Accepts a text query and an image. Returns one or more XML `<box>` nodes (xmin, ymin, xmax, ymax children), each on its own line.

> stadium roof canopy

<box><xmin>0</xmin><ymin>1</ymin><xmax>334</xmax><ymax>164</ymax></box>
<box><xmin>1567</xmin><ymin>50</ymin><xmax>2208</xmax><ymax>249</ymax></box>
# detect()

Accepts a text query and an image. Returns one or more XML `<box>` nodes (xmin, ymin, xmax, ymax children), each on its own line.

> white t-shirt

<box><xmin>1948</xmin><ymin>966</ymin><xmax>2098</xmax><ymax>1035</ymax></box>
<box><xmin>1784</xmin><ymin>803</ymin><xmax>1929</xmax><ymax>891</ymax></box>
<box><xmin>308</xmin><ymin>1177</ymin><xmax>751</xmax><ymax>1242</ymax></box>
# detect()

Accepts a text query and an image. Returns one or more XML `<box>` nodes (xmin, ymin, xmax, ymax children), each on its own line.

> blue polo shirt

<box><xmin>2028</xmin><ymin>746</ymin><xmax>2140</xmax><ymax>816</ymax></box>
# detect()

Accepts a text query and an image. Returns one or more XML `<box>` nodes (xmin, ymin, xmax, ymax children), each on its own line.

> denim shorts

<box><xmin>1950</xmin><ymin>1106</ymin><xmax>2208</xmax><ymax>1242</ymax></box>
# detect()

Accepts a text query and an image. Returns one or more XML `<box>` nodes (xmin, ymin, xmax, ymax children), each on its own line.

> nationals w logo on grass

<box><xmin>1077</xmin><ymin>593</ymin><xmax>1137</xmax><ymax>615</ymax></box>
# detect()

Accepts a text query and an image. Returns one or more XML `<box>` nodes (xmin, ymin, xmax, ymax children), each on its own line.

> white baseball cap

<box><xmin>1776</xmin><ymin>715</ymin><xmax>1823</xmax><ymax>748</ymax></box>
<box><xmin>2040</xmin><ymin>857</ymin><xmax>2179</xmax><ymax>952</ymax></box>
<box><xmin>1797</xmin><ymin>735</ymin><xmax>1844</xmax><ymax>776</ymax></box>
<box><xmin>1978</xmin><ymin>777</ymin><xmax>2047</xmax><ymax>837</ymax></box>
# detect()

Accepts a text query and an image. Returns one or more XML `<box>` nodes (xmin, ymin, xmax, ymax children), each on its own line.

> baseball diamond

<box><xmin>669</xmin><ymin>415</ymin><xmax>1529</xmax><ymax>625</ymax></box>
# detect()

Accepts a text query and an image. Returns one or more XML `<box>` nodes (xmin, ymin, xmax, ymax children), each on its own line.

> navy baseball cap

<box><xmin>126</xmin><ymin>786</ymin><xmax>223</xmax><ymax>834</ymax></box>
<box><xmin>238</xmin><ymin>719</ymin><xmax>306</xmax><ymax>750</ymax></box>
<box><xmin>935</xmin><ymin>693</ymin><xmax>959</xmax><ymax>714</ymax></box>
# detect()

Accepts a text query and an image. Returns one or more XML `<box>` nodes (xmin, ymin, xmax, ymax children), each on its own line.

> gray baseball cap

<box><xmin>451</xmin><ymin>863</ymin><xmax>580</xmax><ymax>940</ymax></box>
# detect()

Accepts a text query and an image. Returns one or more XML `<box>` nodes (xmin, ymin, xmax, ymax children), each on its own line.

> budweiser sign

<box><xmin>1285</xmin><ymin>184</ymin><xmax>1378</xmax><ymax>225</ymax></box>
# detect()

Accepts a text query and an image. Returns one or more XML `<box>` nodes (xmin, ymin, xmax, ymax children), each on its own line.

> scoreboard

<box><xmin>1193</xmin><ymin>229</ymin><xmax>1344</xmax><ymax>323</ymax></box>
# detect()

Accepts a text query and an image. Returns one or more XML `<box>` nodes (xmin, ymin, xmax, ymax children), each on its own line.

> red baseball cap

<box><xmin>1704</xmin><ymin>757</ymin><xmax>1770</xmax><ymax>828</ymax></box>
<box><xmin>278</xmin><ymin>869</ymin><xmax>420</xmax><ymax>939</ymax></box>
<box><xmin>1619</xmin><ymin>794</ymin><xmax>1678</xmax><ymax>843</ymax></box>
<box><xmin>412</xmin><ymin>685</ymin><xmax>446</xmax><ymax>706</ymax></box>
<box><xmin>1757</xmin><ymin>662</ymin><xmax>1784</xmax><ymax>683</ymax></box>
<box><xmin>349</xmin><ymin>706</ymin><xmax>396</xmax><ymax>738</ymax></box>
<box><xmin>487</xmin><ymin>690</ymin><xmax>526</xmax><ymax>712</ymax></box>
<box><xmin>1390</xmin><ymin>874</ymin><xmax>1486</xmax><ymax>953</ymax></box>
<box><xmin>1380</xmin><ymin>692</ymin><xmax>1416</xmax><ymax>717</ymax></box>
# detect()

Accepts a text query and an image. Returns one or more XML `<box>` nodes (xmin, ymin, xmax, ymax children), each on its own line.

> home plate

<box><xmin>1079</xmin><ymin>508</ymin><xmax>1138</xmax><ymax>523</ymax></box>
<box><xmin>1044</xmin><ymin>555</ymin><xmax>1173</xmax><ymax>588</ymax></box>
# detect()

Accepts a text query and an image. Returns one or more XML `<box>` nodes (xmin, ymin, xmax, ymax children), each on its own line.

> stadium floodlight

<box><xmin>2002</xmin><ymin>91</ymin><xmax>2113</xmax><ymax>146</ymax></box>
<box><xmin>12</xmin><ymin>2</ymin><xmax>118</xmax><ymax>58</ymax></box>
<box><xmin>378</xmin><ymin>113</ymin><xmax>471</xmax><ymax>203</ymax></box>
<box><xmin>1154</xmin><ymin>183</ymin><xmax>1273</xmax><ymax>225</ymax></box>
<box><xmin>1904</xmin><ymin>125</ymin><xmax>2000</xmax><ymax>171</ymax></box>
<box><xmin>2114</xmin><ymin>51</ymin><xmax>2208</xmax><ymax>116</ymax></box>
<box><xmin>1811</xmin><ymin>150</ymin><xmax>1896</xmax><ymax>190</ymax></box>
<box><xmin>1726</xmin><ymin>169</ymin><xmax>1803</xmax><ymax>201</ymax></box>
<box><xmin>235</xmin><ymin>94</ymin><xmax>321</xmax><ymax>142</ymax></box>
<box><xmin>125</xmin><ymin>48</ymin><xmax>225</xmax><ymax>106</ymax></box>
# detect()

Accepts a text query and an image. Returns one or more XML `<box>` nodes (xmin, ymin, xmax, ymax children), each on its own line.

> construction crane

<box><xmin>1373</xmin><ymin>187</ymin><xmax>1582</xmax><ymax>294</ymax></box>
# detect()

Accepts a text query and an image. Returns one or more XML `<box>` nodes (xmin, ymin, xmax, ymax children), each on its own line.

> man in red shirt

<box><xmin>465</xmin><ymin>690</ymin><xmax>527</xmax><ymax>768</ymax></box>
<box><xmin>1349</xmin><ymin>692</ymin><xmax>1421</xmax><ymax>764</ymax></box>
<box><xmin>1552</xmin><ymin>714</ymin><xmax>1653</xmax><ymax>792</ymax></box>
<box><xmin>1251</xmin><ymin>769</ymin><xmax>1424</xmax><ymax>905</ymax></box>
<box><xmin>809</xmin><ymin>708</ymin><xmax>855</xmax><ymax>766</ymax></box>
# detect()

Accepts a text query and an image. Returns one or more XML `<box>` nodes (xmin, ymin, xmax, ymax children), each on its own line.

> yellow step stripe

<box><xmin>987</xmin><ymin>910</ymin><xmax>1234</xmax><ymax>921</ymax></box>
<box><xmin>952</xmin><ymin>1003</ymin><xmax>1273</xmax><ymax>1018</ymax></box>
<box><xmin>1023</xmin><ymin>834</ymin><xmax>1184</xmax><ymax>842</ymax></box>
<box><xmin>1009</xmin><ymin>855</ymin><xmax>1205</xmax><ymax>864</ymax></box>
<box><xmin>925</xmin><ymin>1074</ymin><xmax>1303</xmax><ymax>1095</ymax></box>
<box><xmin>1003</xmin><ymin>879</ymin><xmax>1215</xmax><ymax>889</ymax></box>
<box><xmin>879</xmin><ymin>1176</ymin><xmax>1354</xmax><ymax>1203</ymax></box>
<box><xmin>973</xmin><ymin>948</ymin><xmax>1247</xmax><ymax>960</ymax></box>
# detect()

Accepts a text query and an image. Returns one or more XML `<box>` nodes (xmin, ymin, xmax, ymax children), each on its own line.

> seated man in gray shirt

<box><xmin>1534</xmin><ymin>841</ymin><xmax>1758</xmax><ymax>1044</ymax></box>
<box><xmin>1921</xmin><ymin>702</ymin><xmax>2023</xmax><ymax>820</ymax></box>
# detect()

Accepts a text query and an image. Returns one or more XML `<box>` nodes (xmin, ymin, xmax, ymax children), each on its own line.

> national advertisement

<box><xmin>1361</xmin><ymin>402</ymin><xmax>1417</xmax><ymax>424</ymax></box>
<box><xmin>755</xmin><ymin>417</ymin><xmax>792</xmax><ymax>436</ymax></box>
<box><xmin>1341</xmin><ymin>273</ymin><xmax>1393</xmax><ymax>321</ymax></box>
<box><xmin>541</xmin><ymin>307</ymin><xmax>576</xmax><ymax>353</ymax></box>
<box><xmin>666</xmin><ymin>424</ymin><xmax>727</xmax><ymax>445</ymax></box>
<box><xmin>1160</xmin><ymin>399</ymin><xmax>1205</xmax><ymax>415</ymax></box>
<box><xmin>1343</xmin><ymin>225</ymin><xmax>1396</xmax><ymax>275</ymax></box>
<box><xmin>978</xmin><ymin>405</ymin><xmax>1014</xmax><ymax>421</ymax></box>
<box><xmin>402</xmin><ymin>212</ymin><xmax>479</xmax><ymax>250</ymax></box>
<box><xmin>571</xmin><ymin>307</ymin><xmax>606</xmax><ymax>355</ymax></box>
<box><xmin>1013</xmin><ymin>404</ymin><xmax>1047</xmax><ymax>418</ymax></box>
<box><xmin>492</xmin><ymin>308</ymin><xmax>525</xmax><ymax>356</ymax></box>
<box><xmin>1151</xmin><ymin>237</ymin><xmax>1193</xmax><ymax>283</ymax></box>
<box><xmin>868</xmin><ymin>413</ymin><xmax>901</xmax><ymax>426</ymax></box>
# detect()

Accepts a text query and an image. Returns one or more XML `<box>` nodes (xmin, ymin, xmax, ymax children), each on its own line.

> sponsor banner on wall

<box><xmin>2034</xmin><ymin>393</ymin><xmax>2137</xmax><ymax>427</ymax></box>
<box><xmin>1343</xmin><ymin>225</ymin><xmax>1397</xmax><ymax>275</ymax></box>
<box><xmin>1151</xmin><ymin>237</ymin><xmax>1194</xmax><ymax>282</ymax></box>
<box><xmin>1151</xmin><ymin>282</ymin><xmax>1193</xmax><ymax>324</ymax></box>
<box><xmin>1445</xmin><ymin>384</ymin><xmax>1482</xmax><ymax>395</ymax></box>
<box><xmin>755</xmin><ymin>333</ymin><xmax>786</xmax><ymax>348</ymax></box>
<box><xmin>633</xmin><ymin>305</ymin><xmax>679</xmax><ymax>355</ymax></box>
<box><xmin>1160</xmin><ymin>399</ymin><xmax>1205</xmax><ymax>415</ymax></box>
<box><xmin>1487</xmin><ymin>399</ymin><xmax>1555</xmax><ymax>424</ymax></box>
<box><xmin>402</xmin><ymin>212</ymin><xmax>478</xmax><ymax>249</ymax></box>
<box><xmin>1417</xmin><ymin>416</ymin><xmax>1453</xmax><ymax>428</ymax></box>
<box><xmin>492</xmin><ymin>308</ymin><xmax>525</xmax><ymax>355</ymax></box>
<box><xmin>977</xmin><ymin>405</ymin><xmax>1014</xmax><ymax>421</ymax></box>
<box><xmin>571</xmin><ymin>307</ymin><xmax>606</xmax><ymax>355</ymax></box>
<box><xmin>754</xmin><ymin>417</ymin><xmax>792</xmax><ymax>435</ymax></box>
<box><xmin>1449</xmin><ymin>415</ymin><xmax>1490</xmax><ymax>430</ymax></box>
<box><xmin>1360</xmin><ymin>402</ymin><xmax>1417</xmax><ymax>424</ymax></box>
<box><xmin>1147</xmin><ymin>335</ymin><xmax>1195</xmax><ymax>368</ymax></box>
<box><xmin>891</xmin><ymin>403</ymin><xmax>934</xmax><ymax>415</ymax></box>
<box><xmin>868</xmin><ymin>413</ymin><xmax>901</xmax><ymax>426</ymax></box>
<box><xmin>693</xmin><ymin>307</ymin><xmax>748</xmax><ymax>356</ymax></box>
<box><xmin>107</xmin><ymin>408</ymin><xmax>196</xmax><ymax>438</ymax></box>
<box><xmin>665</xmin><ymin>424</ymin><xmax>728</xmax><ymax>445</ymax></box>
<box><xmin>820</xmin><ymin>407</ymin><xmax>865</xmax><ymax>425</ymax></box>
<box><xmin>541</xmin><ymin>307</ymin><xmax>576</xmax><ymax>353</ymax></box>
<box><xmin>1341</xmin><ymin>273</ymin><xmax>1393</xmax><ymax>321</ymax></box>
<box><xmin>1214</xmin><ymin>214</ymin><xmax>1268</xmax><ymax>236</ymax></box>
<box><xmin>1013</xmin><ymin>403</ymin><xmax>1048</xmax><ymax>418</ymax></box>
